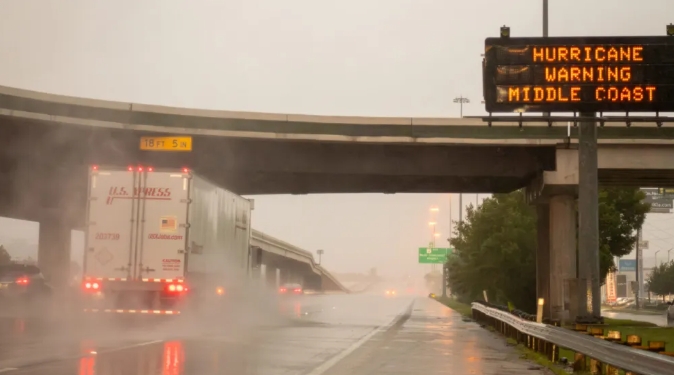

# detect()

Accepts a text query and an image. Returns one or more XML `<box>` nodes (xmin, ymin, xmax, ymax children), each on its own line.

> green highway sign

<box><xmin>418</xmin><ymin>247</ymin><xmax>453</xmax><ymax>264</ymax></box>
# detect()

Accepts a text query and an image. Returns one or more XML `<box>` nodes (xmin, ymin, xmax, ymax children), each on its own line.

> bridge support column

<box><xmin>38</xmin><ymin>211</ymin><xmax>72</xmax><ymax>290</ymax></box>
<box><xmin>536</xmin><ymin>203</ymin><xmax>551</xmax><ymax>319</ymax></box>
<box><xmin>266</xmin><ymin>266</ymin><xmax>278</xmax><ymax>289</ymax></box>
<box><xmin>549</xmin><ymin>194</ymin><xmax>577</xmax><ymax>323</ymax></box>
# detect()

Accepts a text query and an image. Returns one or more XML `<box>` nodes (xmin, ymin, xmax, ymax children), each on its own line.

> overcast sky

<box><xmin>0</xmin><ymin>0</ymin><xmax>673</xmax><ymax>277</ymax></box>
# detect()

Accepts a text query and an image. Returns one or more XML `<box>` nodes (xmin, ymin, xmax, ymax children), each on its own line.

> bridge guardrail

<box><xmin>471</xmin><ymin>301</ymin><xmax>674</xmax><ymax>375</ymax></box>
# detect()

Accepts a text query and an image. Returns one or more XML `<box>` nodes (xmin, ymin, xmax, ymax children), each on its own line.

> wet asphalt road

<box><xmin>0</xmin><ymin>291</ymin><xmax>415</xmax><ymax>375</ymax></box>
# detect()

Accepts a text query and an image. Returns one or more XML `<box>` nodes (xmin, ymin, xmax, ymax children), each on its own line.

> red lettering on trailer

<box><xmin>94</xmin><ymin>233</ymin><xmax>120</xmax><ymax>240</ymax></box>
<box><xmin>148</xmin><ymin>234</ymin><xmax>183</xmax><ymax>240</ymax></box>
<box><xmin>162</xmin><ymin>259</ymin><xmax>181</xmax><ymax>271</ymax></box>
<box><xmin>106</xmin><ymin>186</ymin><xmax>172</xmax><ymax>205</ymax></box>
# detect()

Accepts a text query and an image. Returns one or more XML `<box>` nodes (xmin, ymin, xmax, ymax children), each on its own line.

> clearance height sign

<box><xmin>482</xmin><ymin>36</ymin><xmax>674</xmax><ymax>113</ymax></box>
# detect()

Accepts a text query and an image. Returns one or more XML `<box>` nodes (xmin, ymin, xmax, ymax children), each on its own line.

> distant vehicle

<box><xmin>80</xmin><ymin>166</ymin><xmax>253</xmax><ymax>315</ymax></box>
<box><xmin>385</xmin><ymin>288</ymin><xmax>397</xmax><ymax>296</ymax></box>
<box><xmin>0</xmin><ymin>263</ymin><xmax>52</xmax><ymax>309</ymax></box>
<box><xmin>279</xmin><ymin>283</ymin><xmax>303</xmax><ymax>295</ymax></box>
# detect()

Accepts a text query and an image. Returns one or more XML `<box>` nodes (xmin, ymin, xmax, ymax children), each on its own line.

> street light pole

<box><xmin>655</xmin><ymin>250</ymin><xmax>661</xmax><ymax>266</ymax></box>
<box><xmin>453</xmin><ymin>96</ymin><xmax>470</xmax><ymax>118</ymax></box>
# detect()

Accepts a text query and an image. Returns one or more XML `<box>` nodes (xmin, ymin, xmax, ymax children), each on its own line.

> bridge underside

<box><xmin>0</xmin><ymin>116</ymin><xmax>555</xmax><ymax>209</ymax></box>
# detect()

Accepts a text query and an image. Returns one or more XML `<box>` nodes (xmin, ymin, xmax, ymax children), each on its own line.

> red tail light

<box><xmin>16</xmin><ymin>277</ymin><xmax>29</xmax><ymax>285</ymax></box>
<box><xmin>279</xmin><ymin>288</ymin><xmax>287</xmax><ymax>293</ymax></box>
<box><xmin>293</xmin><ymin>288</ymin><xmax>302</xmax><ymax>293</ymax></box>
<box><xmin>83</xmin><ymin>281</ymin><xmax>100</xmax><ymax>291</ymax></box>
<box><xmin>166</xmin><ymin>283</ymin><xmax>187</xmax><ymax>293</ymax></box>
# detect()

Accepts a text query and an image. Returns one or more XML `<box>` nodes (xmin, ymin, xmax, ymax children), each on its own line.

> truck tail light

<box><xmin>83</xmin><ymin>281</ymin><xmax>100</xmax><ymax>291</ymax></box>
<box><xmin>16</xmin><ymin>277</ymin><xmax>30</xmax><ymax>285</ymax></box>
<box><xmin>166</xmin><ymin>283</ymin><xmax>187</xmax><ymax>293</ymax></box>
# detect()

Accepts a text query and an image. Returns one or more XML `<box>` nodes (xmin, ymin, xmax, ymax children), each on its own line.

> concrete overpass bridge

<box><xmin>250</xmin><ymin>229</ymin><xmax>346</xmax><ymax>292</ymax></box>
<box><xmin>1</xmin><ymin>84</ymin><xmax>674</xmax><ymax>319</ymax></box>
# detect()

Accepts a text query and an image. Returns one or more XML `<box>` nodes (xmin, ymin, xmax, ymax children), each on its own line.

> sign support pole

<box><xmin>442</xmin><ymin>263</ymin><xmax>447</xmax><ymax>298</ymax></box>
<box><xmin>578</xmin><ymin>113</ymin><xmax>601</xmax><ymax>319</ymax></box>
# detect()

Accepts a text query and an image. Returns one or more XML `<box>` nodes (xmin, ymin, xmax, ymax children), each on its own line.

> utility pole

<box><xmin>635</xmin><ymin>229</ymin><xmax>643</xmax><ymax>309</ymax></box>
<box><xmin>459</xmin><ymin>194</ymin><xmax>463</xmax><ymax>230</ymax></box>
<box><xmin>317</xmin><ymin>249</ymin><xmax>324</xmax><ymax>266</ymax></box>
<box><xmin>453</xmin><ymin>96</ymin><xmax>470</xmax><ymax>118</ymax></box>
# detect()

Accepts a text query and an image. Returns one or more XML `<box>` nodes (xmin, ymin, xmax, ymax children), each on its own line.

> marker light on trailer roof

<box><xmin>92</xmin><ymin>165</ymin><xmax>98</xmax><ymax>171</ymax></box>
<box><xmin>128</xmin><ymin>166</ymin><xmax>133</xmax><ymax>171</ymax></box>
<box><xmin>148</xmin><ymin>167</ymin><xmax>154</xmax><ymax>172</ymax></box>
<box><xmin>182</xmin><ymin>168</ymin><xmax>189</xmax><ymax>173</ymax></box>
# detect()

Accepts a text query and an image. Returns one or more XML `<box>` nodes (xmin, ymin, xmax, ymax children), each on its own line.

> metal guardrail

<box><xmin>471</xmin><ymin>301</ymin><xmax>674</xmax><ymax>375</ymax></box>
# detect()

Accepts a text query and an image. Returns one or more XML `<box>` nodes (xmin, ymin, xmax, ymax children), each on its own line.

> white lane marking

<box><xmin>0</xmin><ymin>368</ymin><xmax>18</xmax><ymax>374</ymax></box>
<box><xmin>305</xmin><ymin>300</ymin><xmax>415</xmax><ymax>375</ymax></box>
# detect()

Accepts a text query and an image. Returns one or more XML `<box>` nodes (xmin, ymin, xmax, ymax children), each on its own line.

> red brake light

<box><xmin>166</xmin><ymin>283</ymin><xmax>187</xmax><ymax>293</ymax></box>
<box><xmin>83</xmin><ymin>281</ymin><xmax>100</xmax><ymax>291</ymax></box>
<box><xmin>279</xmin><ymin>288</ymin><xmax>287</xmax><ymax>293</ymax></box>
<box><xmin>294</xmin><ymin>288</ymin><xmax>301</xmax><ymax>293</ymax></box>
<box><xmin>16</xmin><ymin>277</ymin><xmax>29</xmax><ymax>285</ymax></box>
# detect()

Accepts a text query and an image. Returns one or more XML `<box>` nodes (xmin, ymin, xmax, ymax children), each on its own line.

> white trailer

<box><xmin>81</xmin><ymin>165</ymin><xmax>252</xmax><ymax>314</ymax></box>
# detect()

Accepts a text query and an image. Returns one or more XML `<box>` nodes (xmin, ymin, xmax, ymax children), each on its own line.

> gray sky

<box><xmin>0</xmin><ymin>0</ymin><xmax>673</xmax><ymax>277</ymax></box>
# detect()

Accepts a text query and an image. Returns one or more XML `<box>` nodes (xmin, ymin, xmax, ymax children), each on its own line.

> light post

<box><xmin>453</xmin><ymin>96</ymin><xmax>470</xmax><ymax>118</ymax></box>
<box><xmin>655</xmin><ymin>250</ymin><xmax>661</xmax><ymax>266</ymax></box>
<box><xmin>316</xmin><ymin>249</ymin><xmax>324</xmax><ymax>265</ymax></box>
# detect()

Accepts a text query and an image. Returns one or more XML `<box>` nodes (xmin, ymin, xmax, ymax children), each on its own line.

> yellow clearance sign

<box><xmin>140</xmin><ymin>136</ymin><xmax>192</xmax><ymax>152</ymax></box>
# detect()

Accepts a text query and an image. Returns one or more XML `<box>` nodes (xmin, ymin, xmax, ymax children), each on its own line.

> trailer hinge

<box><xmin>180</xmin><ymin>198</ymin><xmax>192</xmax><ymax>204</ymax></box>
<box><xmin>177</xmin><ymin>249</ymin><xmax>186</xmax><ymax>254</ymax></box>
<box><xmin>140</xmin><ymin>266</ymin><xmax>155</xmax><ymax>273</ymax></box>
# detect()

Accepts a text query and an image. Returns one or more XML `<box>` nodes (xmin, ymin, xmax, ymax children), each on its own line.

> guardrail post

<box><xmin>590</xmin><ymin>358</ymin><xmax>602</xmax><ymax>374</ymax></box>
<box><xmin>573</xmin><ymin>353</ymin><xmax>586</xmax><ymax>372</ymax></box>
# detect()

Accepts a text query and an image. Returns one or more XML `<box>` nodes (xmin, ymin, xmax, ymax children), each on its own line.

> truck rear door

<box><xmin>85</xmin><ymin>168</ymin><xmax>138</xmax><ymax>280</ymax></box>
<box><xmin>136</xmin><ymin>170</ymin><xmax>190</xmax><ymax>281</ymax></box>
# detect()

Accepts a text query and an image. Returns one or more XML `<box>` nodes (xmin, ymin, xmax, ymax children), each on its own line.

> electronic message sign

<box><xmin>483</xmin><ymin>36</ymin><xmax>674</xmax><ymax>113</ymax></box>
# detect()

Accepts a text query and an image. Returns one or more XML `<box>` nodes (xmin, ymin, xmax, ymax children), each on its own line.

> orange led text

<box><xmin>532</xmin><ymin>45</ymin><xmax>644</xmax><ymax>63</ymax></box>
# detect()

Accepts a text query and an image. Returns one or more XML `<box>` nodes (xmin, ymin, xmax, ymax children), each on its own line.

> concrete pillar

<box><xmin>38</xmin><ymin>212</ymin><xmax>72</xmax><ymax>289</ymax></box>
<box><xmin>536</xmin><ymin>203</ymin><xmax>551</xmax><ymax>319</ymax></box>
<box><xmin>549</xmin><ymin>195</ymin><xmax>576</xmax><ymax>322</ymax></box>
<box><xmin>265</xmin><ymin>266</ymin><xmax>277</xmax><ymax>288</ymax></box>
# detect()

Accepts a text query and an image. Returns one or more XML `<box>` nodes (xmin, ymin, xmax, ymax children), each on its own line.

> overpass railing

<box><xmin>471</xmin><ymin>301</ymin><xmax>674</xmax><ymax>375</ymax></box>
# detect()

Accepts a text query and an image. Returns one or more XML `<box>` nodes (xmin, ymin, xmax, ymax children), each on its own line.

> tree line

<box><xmin>647</xmin><ymin>261</ymin><xmax>674</xmax><ymax>298</ymax></box>
<box><xmin>446</xmin><ymin>188</ymin><xmax>649</xmax><ymax>313</ymax></box>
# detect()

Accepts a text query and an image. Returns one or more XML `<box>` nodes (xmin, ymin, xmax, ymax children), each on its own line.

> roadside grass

<box><xmin>435</xmin><ymin>296</ymin><xmax>674</xmax><ymax>372</ymax></box>
<box><xmin>434</xmin><ymin>296</ymin><xmax>473</xmax><ymax>317</ymax></box>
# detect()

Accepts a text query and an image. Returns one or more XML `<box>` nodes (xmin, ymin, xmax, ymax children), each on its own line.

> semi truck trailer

<box><xmin>80</xmin><ymin>165</ymin><xmax>253</xmax><ymax>315</ymax></box>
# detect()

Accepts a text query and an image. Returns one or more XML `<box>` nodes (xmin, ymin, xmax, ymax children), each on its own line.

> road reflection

<box><xmin>0</xmin><ymin>295</ymin><xmax>319</xmax><ymax>375</ymax></box>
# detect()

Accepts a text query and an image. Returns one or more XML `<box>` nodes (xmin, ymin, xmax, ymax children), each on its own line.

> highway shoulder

<box><xmin>318</xmin><ymin>297</ymin><xmax>552</xmax><ymax>375</ymax></box>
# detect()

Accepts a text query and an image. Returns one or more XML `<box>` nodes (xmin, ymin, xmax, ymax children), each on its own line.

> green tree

<box><xmin>0</xmin><ymin>245</ymin><xmax>11</xmax><ymax>265</ymax></box>
<box><xmin>447</xmin><ymin>191</ymin><xmax>537</xmax><ymax>312</ymax></box>
<box><xmin>597</xmin><ymin>188</ymin><xmax>650</xmax><ymax>281</ymax></box>
<box><xmin>447</xmin><ymin>188</ymin><xmax>649</xmax><ymax>313</ymax></box>
<box><xmin>647</xmin><ymin>261</ymin><xmax>674</xmax><ymax>298</ymax></box>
